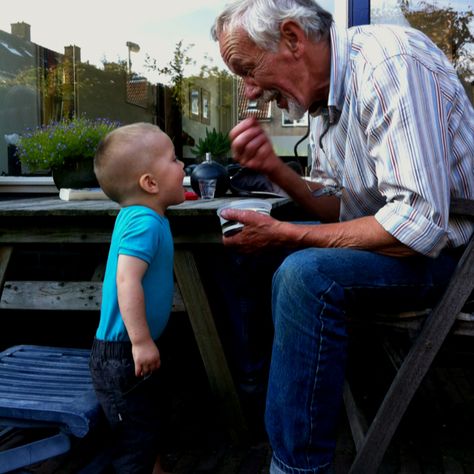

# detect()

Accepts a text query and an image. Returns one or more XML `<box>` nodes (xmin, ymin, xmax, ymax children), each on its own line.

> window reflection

<box><xmin>0</xmin><ymin>23</ymin><xmax>162</xmax><ymax>175</ymax></box>
<box><xmin>0</xmin><ymin>1</ymin><xmax>337</xmax><ymax>178</ymax></box>
<box><xmin>371</xmin><ymin>0</ymin><xmax>474</xmax><ymax>104</ymax></box>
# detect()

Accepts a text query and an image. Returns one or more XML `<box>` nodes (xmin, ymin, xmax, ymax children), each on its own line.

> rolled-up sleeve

<box><xmin>375</xmin><ymin>202</ymin><xmax>447</xmax><ymax>256</ymax></box>
<box><xmin>362</xmin><ymin>53</ymin><xmax>453</xmax><ymax>257</ymax></box>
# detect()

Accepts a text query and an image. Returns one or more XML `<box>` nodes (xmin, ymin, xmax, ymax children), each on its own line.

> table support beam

<box><xmin>174</xmin><ymin>249</ymin><xmax>248</xmax><ymax>442</ymax></box>
<box><xmin>0</xmin><ymin>246</ymin><xmax>13</xmax><ymax>295</ymax></box>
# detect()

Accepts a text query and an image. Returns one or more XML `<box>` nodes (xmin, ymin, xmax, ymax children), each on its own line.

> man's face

<box><xmin>219</xmin><ymin>28</ymin><xmax>308</xmax><ymax>120</ymax></box>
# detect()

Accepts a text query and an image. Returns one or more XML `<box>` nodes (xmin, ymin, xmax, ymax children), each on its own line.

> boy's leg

<box><xmin>90</xmin><ymin>340</ymin><xmax>164</xmax><ymax>474</ymax></box>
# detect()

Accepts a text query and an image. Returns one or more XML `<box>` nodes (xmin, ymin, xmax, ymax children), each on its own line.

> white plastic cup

<box><xmin>198</xmin><ymin>178</ymin><xmax>217</xmax><ymax>199</ymax></box>
<box><xmin>217</xmin><ymin>199</ymin><xmax>272</xmax><ymax>236</ymax></box>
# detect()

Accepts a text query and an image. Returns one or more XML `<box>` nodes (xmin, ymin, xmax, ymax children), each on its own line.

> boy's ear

<box><xmin>139</xmin><ymin>173</ymin><xmax>159</xmax><ymax>194</ymax></box>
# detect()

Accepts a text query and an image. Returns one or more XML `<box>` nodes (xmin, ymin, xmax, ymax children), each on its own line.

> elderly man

<box><xmin>212</xmin><ymin>0</ymin><xmax>474</xmax><ymax>473</ymax></box>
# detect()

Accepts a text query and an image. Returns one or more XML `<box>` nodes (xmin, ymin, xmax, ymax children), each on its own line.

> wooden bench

<box><xmin>0</xmin><ymin>344</ymin><xmax>107</xmax><ymax>473</ymax></box>
<box><xmin>0</xmin><ymin>246</ymin><xmax>248</xmax><ymax>443</ymax></box>
<box><xmin>0</xmin><ymin>280</ymin><xmax>185</xmax><ymax>313</ymax></box>
<box><xmin>344</xmin><ymin>198</ymin><xmax>474</xmax><ymax>473</ymax></box>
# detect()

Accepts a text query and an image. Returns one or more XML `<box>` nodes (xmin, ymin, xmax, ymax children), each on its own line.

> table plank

<box><xmin>0</xmin><ymin>195</ymin><xmax>289</xmax><ymax>217</ymax></box>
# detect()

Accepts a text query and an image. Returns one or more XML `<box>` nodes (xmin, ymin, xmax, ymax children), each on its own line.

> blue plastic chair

<box><xmin>0</xmin><ymin>345</ymin><xmax>104</xmax><ymax>473</ymax></box>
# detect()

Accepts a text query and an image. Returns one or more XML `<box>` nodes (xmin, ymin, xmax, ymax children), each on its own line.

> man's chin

<box><xmin>285</xmin><ymin>110</ymin><xmax>307</xmax><ymax>121</ymax></box>
<box><xmin>274</xmin><ymin>96</ymin><xmax>307</xmax><ymax>120</ymax></box>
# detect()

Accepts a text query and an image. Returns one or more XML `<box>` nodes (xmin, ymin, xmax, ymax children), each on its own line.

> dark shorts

<box><xmin>89</xmin><ymin>338</ymin><xmax>165</xmax><ymax>474</ymax></box>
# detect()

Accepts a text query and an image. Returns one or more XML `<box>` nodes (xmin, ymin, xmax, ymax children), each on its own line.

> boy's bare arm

<box><xmin>117</xmin><ymin>254</ymin><xmax>161</xmax><ymax>377</ymax></box>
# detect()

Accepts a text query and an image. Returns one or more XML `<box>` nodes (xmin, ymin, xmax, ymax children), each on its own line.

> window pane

<box><xmin>0</xmin><ymin>1</ymin><xmax>337</xmax><ymax>178</ymax></box>
<box><xmin>371</xmin><ymin>1</ymin><xmax>474</xmax><ymax>104</ymax></box>
<box><xmin>0</xmin><ymin>2</ymin><xmax>229</xmax><ymax>176</ymax></box>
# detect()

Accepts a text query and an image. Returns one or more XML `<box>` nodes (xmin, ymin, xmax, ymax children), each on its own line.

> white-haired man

<box><xmin>212</xmin><ymin>0</ymin><xmax>474</xmax><ymax>473</ymax></box>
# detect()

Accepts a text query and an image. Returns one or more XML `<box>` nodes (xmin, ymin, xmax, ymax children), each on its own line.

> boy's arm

<box><xmin>117</xmin><ymin>254</ymin><xmax>161</xmax><ymax>377</ymax></box>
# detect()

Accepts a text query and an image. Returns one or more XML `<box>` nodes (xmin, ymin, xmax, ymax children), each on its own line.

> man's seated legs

<box><xmin>267</xmin><ymin>247</ymin><xmax>462</xmax><ymax>474</ymax></box>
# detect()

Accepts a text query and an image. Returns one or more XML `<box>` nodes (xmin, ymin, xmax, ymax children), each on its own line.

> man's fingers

<box><xmin>229</xmin><ymin>117</ymin><xmax>258</xmax><ymax>141</ymax></box>
<box><xmin>220</xmin><ymin>208</ymin><xmax>257</xmax><ymax>223</ymax></box>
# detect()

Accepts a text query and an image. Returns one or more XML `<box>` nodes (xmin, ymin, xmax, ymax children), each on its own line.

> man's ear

<box><xmin>139</xmin><ymin>173</ymin><xmax>159</xmax><ymax>194</ymax></box>
<box><xmin>280</xmin><ymin>20</ymin><xmax>305</xmax><ymax>58</ymax></box>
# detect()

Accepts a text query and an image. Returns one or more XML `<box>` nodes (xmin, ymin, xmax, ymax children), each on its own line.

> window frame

<box><xmin>348</xmin><ymin>0</ymin><xmax>370</xmax><ymax>26</ymax></box>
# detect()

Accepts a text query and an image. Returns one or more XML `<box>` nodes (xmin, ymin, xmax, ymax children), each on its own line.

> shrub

<box><xmin>17</xmin><ymin>116</ymin><xmax>120</xmax><ymax>171</ymax></box>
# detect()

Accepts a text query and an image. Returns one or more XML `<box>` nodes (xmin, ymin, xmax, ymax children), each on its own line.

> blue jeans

<box><xmin>266</xmin><ymin>247</ymin><xmax>462</xmax><ymax>474</ymax></box>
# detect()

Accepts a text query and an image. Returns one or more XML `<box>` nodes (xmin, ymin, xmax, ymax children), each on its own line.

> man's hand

<box><xmin>132</xmin><ymin>338</ymin><xmax>161</xmax><ymax>377</ymax></box>
<box><xmin>230</xmin><ymin>117</ymin><xmax>285</xmax><ymax>176</ymax></box>
<box><xmin>221</xmin><ymin>208</ymin><xmax>284</xmax><ymax>252</ymax></box>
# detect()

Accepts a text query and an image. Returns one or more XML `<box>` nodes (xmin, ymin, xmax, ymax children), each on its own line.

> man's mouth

<box><xmin>262</xmin><ymin>89</ymin><xmax>279</xmax><ymax>103</ymax></box>
<box><xmin>263</xmin><ymin>90</ymin><xmax>287</xmax><ymax>110</ymax></box>
<box><xmin>277</xmin><ymin>95</ymin><xmax>288</xmax><ymax>110</ymax></box>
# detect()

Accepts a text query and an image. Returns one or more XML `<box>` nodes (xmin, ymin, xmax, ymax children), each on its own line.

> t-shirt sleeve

<box><xmin>118</xmin><ymin>213</ymin><xmax>161</xmax><ymax>264</ymax></box>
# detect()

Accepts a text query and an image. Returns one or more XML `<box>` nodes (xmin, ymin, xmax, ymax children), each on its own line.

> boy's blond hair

<box><xmin>94</xmin><ymin>123</ymin><xmax>163</xmax><ymax>204</ymax></box>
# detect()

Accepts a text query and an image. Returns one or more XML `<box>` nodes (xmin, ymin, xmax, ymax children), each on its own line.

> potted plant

<box><xmin>16</xmin><ymin>116</ymin><xmax>120</xmax><ymax>189</ymax></box>
<box><xmin>190</xmin><ymin>127</ymin><xmax>231</xmax><ymax>165</ymax></box>
<box><xmin>189</xmin><ymin>128</ymin><xmax>232</xmax><ymax>197</ymax></box>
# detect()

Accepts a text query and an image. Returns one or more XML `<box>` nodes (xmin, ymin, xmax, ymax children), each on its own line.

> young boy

<box><xmin>89</xmin><ymin>122</ymin><xmax>185</xmax><ymax>473</ymax></box>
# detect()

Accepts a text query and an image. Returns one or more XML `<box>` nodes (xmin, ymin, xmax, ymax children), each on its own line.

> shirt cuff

<box><xmin>375</xmin><ymin>202</ymin><xmax>448</xmax><ymax>257</ymax></box>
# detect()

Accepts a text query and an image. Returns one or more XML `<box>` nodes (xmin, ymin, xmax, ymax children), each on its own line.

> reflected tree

<box><xmin>400</xmin><ymin>1</ymin><xmax>473</xmax><ymax>79</ymax></box>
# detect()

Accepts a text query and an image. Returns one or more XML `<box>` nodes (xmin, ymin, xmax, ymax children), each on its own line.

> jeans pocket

<box><xmin>123</xmin><ymin>372</ymin><xmax>153</xmax><ymax>397</ymax></box>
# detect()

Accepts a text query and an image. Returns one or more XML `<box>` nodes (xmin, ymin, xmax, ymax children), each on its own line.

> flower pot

<box><xmin>52</xmin><ymin>159</ymin><xmax>99</xmax><ymax>189</ymax></box>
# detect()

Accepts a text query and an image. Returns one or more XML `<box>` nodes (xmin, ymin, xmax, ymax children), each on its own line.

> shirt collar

<box><xmin>311</xmin><ymin>23</ymin><xmax>350</xmax><ymax>124</ymax></box>
<box><xmin>328</xmin><ymin>23</ymin><xmax>350</xmax><ymax>112</ymax></box>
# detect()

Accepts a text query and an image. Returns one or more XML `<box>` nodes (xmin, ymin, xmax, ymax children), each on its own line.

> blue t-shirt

<box><xmin>95</xmin><ymin>205</ymin><xmax>174</xmax><ymax>341</ymax></box>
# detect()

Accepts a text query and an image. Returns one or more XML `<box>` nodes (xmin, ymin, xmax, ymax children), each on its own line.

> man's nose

<box><xmin>244</xmin><ymin>78</ymin><xmax>263</xmax><ymax>100</ymax></box>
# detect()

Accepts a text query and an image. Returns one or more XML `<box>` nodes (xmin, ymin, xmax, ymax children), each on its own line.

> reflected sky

<box><xmin>0</xmin><ymin>0</ymin><xmax>335</xmax><ymax>84</ymax></box>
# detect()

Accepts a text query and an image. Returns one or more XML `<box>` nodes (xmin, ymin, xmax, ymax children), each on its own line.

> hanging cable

<box><xmin>293</xmin><ymin>113</ymin><xmax>310</xmax><ymax>158</ymax></box>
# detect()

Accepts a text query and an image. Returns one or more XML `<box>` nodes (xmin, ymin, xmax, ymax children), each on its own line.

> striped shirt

<box><xmin>309</xmin><ymin>23</ymin><xmax>474</xmax><ymax>257</ymax></box>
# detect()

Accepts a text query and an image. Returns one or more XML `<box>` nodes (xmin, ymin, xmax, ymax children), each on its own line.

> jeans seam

<box><xmin>308</xmin><ymin>280</ymin><xmax>337</xmax><ymax>469</ymax></box>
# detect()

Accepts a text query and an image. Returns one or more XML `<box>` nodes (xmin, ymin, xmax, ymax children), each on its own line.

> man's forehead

<box><xmin>219</xmin><ymin>29</ymin><xmax>259</xmax><ymax>67</ymax></box>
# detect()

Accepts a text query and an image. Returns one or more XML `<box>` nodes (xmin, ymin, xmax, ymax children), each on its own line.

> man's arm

<box><xmin>220</xmin><ymin>210</ymin><xmax>416</xmax><ymax>257</ymax></box>
<box><xmin>282</xmin><ymin>216</ymin><xmax>417</xmax><ymax>256</ymax></box>
<box><xmin>117</xmin><ymin>254</ymin><xmax>161</xmax><ymax>377</ymax></box>
<box><xmin>227</xmin><ymin>117</ymin><xmax>415</xmax><ymax>256</ymax></box>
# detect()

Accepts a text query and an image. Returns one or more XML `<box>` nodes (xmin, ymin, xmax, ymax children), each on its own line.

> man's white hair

<box><xmin>211</xmin><ymin>0</ymin><xmax>333</xmax><ymax>51</ymax></box>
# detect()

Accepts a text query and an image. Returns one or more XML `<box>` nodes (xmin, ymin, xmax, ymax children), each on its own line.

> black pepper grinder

<box><xmin>190</xmin><ymin>152</ymin><xmax>230</xmax><ymax>197</ymax></box>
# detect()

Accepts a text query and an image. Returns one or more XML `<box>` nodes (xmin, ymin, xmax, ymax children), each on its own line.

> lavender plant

<box><xmin>17</xmin><ymin>116</ymin><xmax>120</xmax><ymax>171</ymax></box>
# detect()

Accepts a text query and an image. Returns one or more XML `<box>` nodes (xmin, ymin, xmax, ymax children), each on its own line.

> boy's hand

<box><xmin>132</xmin><ymin>339</ymin><xmax>161</xmax><ymax>377</ymax></box>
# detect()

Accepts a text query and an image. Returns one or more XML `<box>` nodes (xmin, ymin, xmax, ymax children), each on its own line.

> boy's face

<box><xmin>150</xmin><ymin>132</ymin><xmax>185</xmax><ymax>208</ymax></box>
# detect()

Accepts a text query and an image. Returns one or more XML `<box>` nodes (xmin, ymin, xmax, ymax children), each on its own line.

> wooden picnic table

<box><xmin>0</xmin><ymin>194</ymin><xmax>290</xmax><ymax>442</ymax></box>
